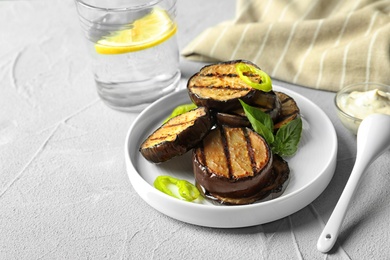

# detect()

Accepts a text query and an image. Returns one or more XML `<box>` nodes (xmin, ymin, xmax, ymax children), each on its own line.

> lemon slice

<box><xmin>95</xmin><ymin>8</ymin><xmax>177</xmax><ymax>55</ymax></box>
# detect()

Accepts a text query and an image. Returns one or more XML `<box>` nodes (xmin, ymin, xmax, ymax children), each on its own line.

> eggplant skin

<box><xmin>274</xmin><ymin>91</ymin><xmax>300</xmax><ymax>131</ymax></box>
<box><xmin>192</xmin><ymin>126</ymin><xmax>274</xmax><ymax>202</ymax></box>
<box><xmin>196</xmin><ymin>154</ymin><xmax>290</xmax><ymax>205</ymax></box>
<box><xmin>218</xmin><ymin>90</ymin><xmax>282</xmax><ymax>127</ymax></box>
<box><xmin>233</xmin><ymin>90</ymin><xmax>281</xmax><ymax>122</ymax></box>
<box><xmin>266</xmin><ymin>154</ymin><xmax>290</xmax><ymax>193</ymax></box>
<box><xmin>139</xmin><ymin>107</ymin><xmax>214</xmax><ymax>163</ymax></box>
<box><xmin>187</xmin><ymin>60</ymin><xmax>260</xmax><ymax>112</ymax></box>
<box><xmin>215</xmin><ymin>112</ymin><xmax>251</xmax><ymax>128</ymax></box>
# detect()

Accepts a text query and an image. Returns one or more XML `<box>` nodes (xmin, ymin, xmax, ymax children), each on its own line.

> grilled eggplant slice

<box><xmin>193</xmin><ymin>125</ymin><xmax>274</xmax><ymax>204</ymax></box>
<box><xmin>274</xmin><ymin>91</ymin><xmax>300</xmax><ymax>131</ymax></box>
<box><xmin>140</xmin><ymin>107</ymin><xmax>213</xmax><ymax>163</ymax></box>
<box><xmin>233</xmin><ymin>90</ymin><xmax>281</xmax><ymax>121</ymax></box>
<box><xmin>216</xmin><ymin>90</ymin><xmax>282</xmax><ymax>127</ymax></box>
<box><xmin>187</xmin><ymin>60</ymin><xmax>260</xmax><ymax>112</ymax></box>
<box><xmin>204</xmin><ymin>154</ymin><xmax>290</xmax><ymax>205</ymax></box>
<box><xmin>215</xmin><ymin>112</ymin><xmax>251</xmax><ymax>128</ymax></box>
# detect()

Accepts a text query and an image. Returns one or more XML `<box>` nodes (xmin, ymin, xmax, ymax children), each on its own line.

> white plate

<box><xmin>124</xmin><ymin>86</ymin><xmax>337</xmax><ymax>228</ymax></box>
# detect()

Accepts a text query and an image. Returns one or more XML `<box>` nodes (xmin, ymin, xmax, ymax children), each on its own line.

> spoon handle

<box><xmin>316</xmin><ymin>160</ymin><xmax>367</xmax><ymax>253</ymax></box>
<box><xmin>317</xmin><ymin>114</ymin><xmax>390</xmax><ymax>253</ymax></box>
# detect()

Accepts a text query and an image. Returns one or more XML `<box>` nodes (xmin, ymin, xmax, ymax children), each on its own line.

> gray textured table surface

<box><xmin>1</xmin><ymin>0</ymin><xmax>389</xmax><ymax>259</ymax></box>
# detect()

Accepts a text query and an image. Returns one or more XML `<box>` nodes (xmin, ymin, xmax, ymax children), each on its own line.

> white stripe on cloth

<box><xmin>339</xmin><ymin>41</ymin><xmax>353</xmax><ymax>89</ymax></box>
<box><xmin>335</xmin><ymin>11</ymin><xmax>353</xmax><ymax>46</ymax></box>
<box><xmin>316</xmin><ymin>49</ymin><xmax>328</xmax><ymax>89</ymax></box>
<box><xmin>234</xmin><ymin>0</ymin><xmax>254</xmax><ymax>22</ymax></box>
<box><xmin>261</xmin><ymin>0</ymin><xmax>274</xmax><ymax>21</ymax></box>
<box><xmin>338</xmin><ymin>11</ymin><xmax>379</xmax><ymax>88</ymax></box>
<box><xmin>293</xmin><ymin>20</ymin><xmax>324</xmax><ymax>84</ymax></box>
<box><xmin>363</xmin><ymin>11</ymin><xmax>380</xmax><ymax>82</ymax></box>
<box><xmin>365</xmin><ymin>11</ymin><xmax>379</xmax><ymax>37</ymax></box>
<box><xmin>278</xmin><ymin>0</ymin><xmax>296</xmax><ymax>22</ymax></box>
<box><xmin>254</xmin><ymin>23</ymin><xmax>274</xmax><ymax>63</ymax></box>
<box><xmin>230</xmin><ymin>24</ymin><xmax>251</xmax><ymax>60</ymax></box>
<box><xmin>300</xmin><ymin>0</ymin><xmax>320</xmax><ymax>20</ymax></box>
<box><xmin>316</xmin><ymin>11</ymin><xmax>354</xmax><ymax>88</ymax></box>
<box><xmin>366</xmin><ymin>28</ymin><xmax>381</xmax><ymax>82</ymax></box>
<box><xmin>271</xmin><ymin>21</ymin><xmax>299</xmax><ymax>77</ymax></box>
<box><xmin>209</xmin><ymin>26</ymin><xmax>229</xmax><ymax>57</ymax></box>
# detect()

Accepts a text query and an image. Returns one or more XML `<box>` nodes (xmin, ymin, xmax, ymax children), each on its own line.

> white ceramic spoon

<box><xmin>317</xmin><ymin>113</ymin><xmax>390</xmax><ymax>253</ymax></box>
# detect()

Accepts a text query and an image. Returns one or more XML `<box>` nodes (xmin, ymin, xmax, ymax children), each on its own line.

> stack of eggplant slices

<box><xmin>140</xmin><ymin>60</ymin><xmax>303</xmax><ymax>205</ymax></box>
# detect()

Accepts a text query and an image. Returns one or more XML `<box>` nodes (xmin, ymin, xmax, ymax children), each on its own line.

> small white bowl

<box><xmin>335</xmin><ymin>82</ymin><xmax>390</xmax><ymax>135</ymax></box>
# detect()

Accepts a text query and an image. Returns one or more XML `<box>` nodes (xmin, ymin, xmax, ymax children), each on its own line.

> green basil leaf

<box><xmin>273</xmin><ymin>117</ymin><xmax>302</xmax><ymax>156</ymax></box>
<box><xmin>239</xmin><ymin>100</ymin><xmax>274</xmax><ymax>144</ymax></box>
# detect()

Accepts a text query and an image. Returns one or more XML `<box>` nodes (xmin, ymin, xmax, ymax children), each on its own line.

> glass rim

<box><xmin>74</xmin><ymin>0</ymin><xmax>163</xmax><ymax>12</ymax></box>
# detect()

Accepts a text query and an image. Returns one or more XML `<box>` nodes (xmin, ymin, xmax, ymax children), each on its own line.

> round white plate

<box><xmin>124</xmin><ymin>86</ymin><xmax>337</xmax><ymax>228</ymax></box>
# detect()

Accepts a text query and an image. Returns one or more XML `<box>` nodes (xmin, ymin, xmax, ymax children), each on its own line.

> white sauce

<box><xmin>339</xmin><ymin>89</ymin><xmax>390</xmax><ymax>119</ymax></box>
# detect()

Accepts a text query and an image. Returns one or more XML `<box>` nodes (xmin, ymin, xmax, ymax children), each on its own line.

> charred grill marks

<box><xmin>148</xmin><ymin>119</ymin><xmax>197</xmax><ymax>143</ymax></box>
<box><xmin>280</xmin><ymin>112</ymin><xmax>296</xmax><ymax>119</ymax></box>
<box><xmin>243</xmin><ymin>128</ymin><xmax>256</xmax><ymax>175</ymax></box>
<box><xmin>280</xmin><ymin>97</ymin><xmax>299</xmax><ymax>118</ymax></box>
<box><xmin>219</xmin><ymin>126</ymin><xmax>233</xmax><ymax>179</ymax></box>
<box><xmin>242</xmin><ymin>72</ymin><xmax>262</xmax><ymax>81</ymax></box>
<box><xmin>148</xmin><ymin>134</ymin><xmax>174</xmax><ymax>143</ymax></box>
<box><xmin>193</xmin><ymin>125</ymin><xmax>277</xmax><ymax>205</ymax></box>
<box><xmin>198</xmin><ymin>144</ymin><xmax>209</xmax><ymax>175</ymax></box>
<box><xmin>253</xmin><ymin>104</ymin><xmax>272</xmax><ymax>111</ymax></box>
<box><xmin>281</xmin><ymin>96</ymin><xmax>293</xmax><ymax>103</ymax></box>
<box><xmin>202</xmin><ymin>73</ymin><xmax>238</xmax><ymax>77</ymax></box>
<box><xmin>187</xmin><ymin>61</ymin><xmax>262</xmax><ymax>112</ymax></box>
<box><xmin>191</xmin><ymin>84</ymin><xmax>252</xmax><ymax>91</ymax></box>
<box><xmin>140</xmin><ymin>107</ymin><xmax>213</xmax><ymax>163</ymax></box>
<box><xmin>167</xmin><ymin>120</ymin><xmax>196</xmax><ymax>128</ymax></box>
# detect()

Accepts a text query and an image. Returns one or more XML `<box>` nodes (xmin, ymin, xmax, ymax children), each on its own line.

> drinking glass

<box><xmin>75</xmin><ymin>0</ymin><xmax>181</xmax><ymax>112</ymax></box>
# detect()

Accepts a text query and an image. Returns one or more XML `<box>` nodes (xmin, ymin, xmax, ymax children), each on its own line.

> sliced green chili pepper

<box><xmin>235</xmin><ymin>63</ymin><xmax>272</xmax><ymax>92</ymax></box>
<box><xmin>154</xmin><ymin>175</ymin><xmax>200</xmax><ymax>202</ymax></box>
<box><xmin>154</xmin><ymin>175</ymin><xmax>177</xmax><ymax>198</ymax></box>
<box><xmin>177</xmin><ymin>179</ymin><xmax>200</xmax><ymax>201</ymax></box>
<box><xmin>163</xmin><ymin>103</ymin><xmax>197</xmax><ymax>123</ymax></box>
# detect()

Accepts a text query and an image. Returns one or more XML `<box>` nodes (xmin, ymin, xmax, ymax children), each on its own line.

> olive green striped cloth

<box><xmin>182</xmin><ymin>0</ymin><xmax>390</xmax><ymax>92</ymax></box>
